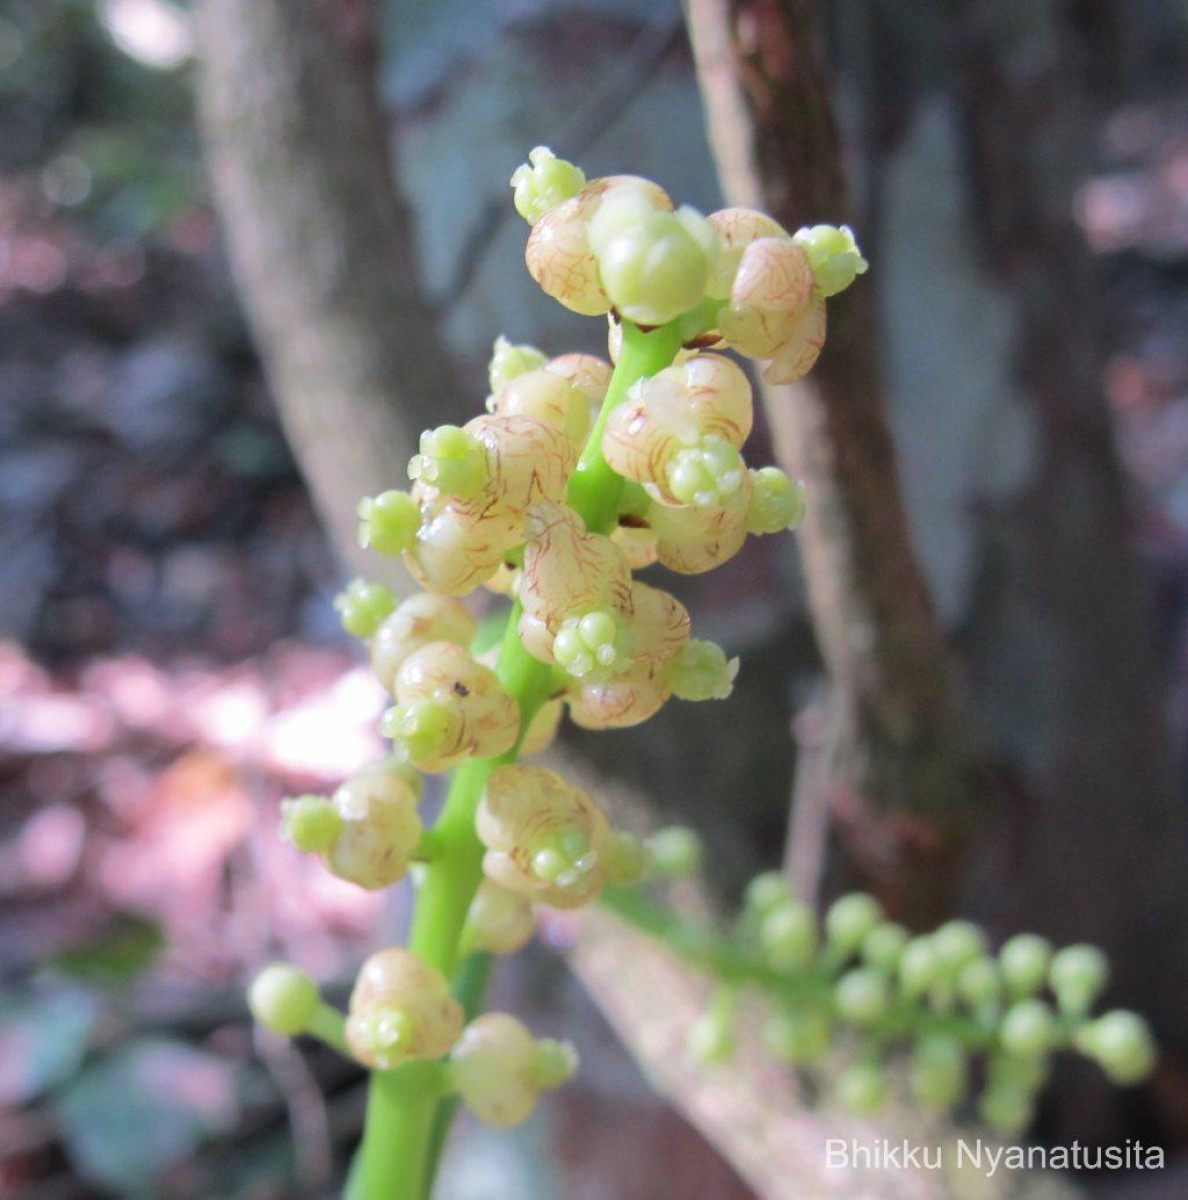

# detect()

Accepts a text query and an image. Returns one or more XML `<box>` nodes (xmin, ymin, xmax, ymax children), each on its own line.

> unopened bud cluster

<box><xmin>250</xmin><ymin>150</ymin><xmax>851</xmax><ymax>1146</ymax></box>
<box><xmin>688</xmin><ymin>874</ymin><xmax>1157</xmax><ymax>1134</ymax></box>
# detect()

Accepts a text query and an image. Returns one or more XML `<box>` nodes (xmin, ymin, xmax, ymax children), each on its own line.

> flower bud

<box><xmin>956</xmin><ymin>956</ymin><xmax>1002</xmax><ymax>1011</ymax></box>
<box><xmin>603</xmin><ymin>830</ymin><xmax>651</xmax><ymax>887</ymax></box>
<box><xmin>281</xmin><ymin>794</ymin><xmax>345</xmax><ymax>853</ymax></box>
<box><xmin>646</xmin><ymin>826</ymin><xmax>702</xmax><ymax>878</ymax></box>
<box><xmin>761</xmin><ymin>293</ymin><xmax>827</xmax><ymax>385</ymax></box>
<box><xmin>999</xmin><ymin>1000</ymin><xmax>1058</xmax><ymax>1059</ymax></box>
<box><xmin>979</xmin><ymin>1083</ymin><xmax>1034</xmax><ymax>1135</ymax></box>
<box><xmin>518</xmin><ymin>504</ymin><xmax>633</xmax><ymax>664</ymax></box>
<box><xmin>450</xmin><ymin>1013</ymin><xmax>577</xmax><ymax>1127</ymax></box>
<box><xmin>837</xmin><ymin>1062</ymin><xmax>886</xmax><ymax>1115</ymax></box>
<box><xmin>602</xmin><ymin>355</ymin><xmax>752</xmax><ymax>505</ymax></box>
<box><xmin>665</xmin><ymin>639</ymin><xmax>739</xmax><ymax>702</ymax></box>
<box><xmin>519</xmin><ymin>697</ymin><xmax>563</xmax><ymax>757</ymax></box>
<box><xmin>689</xmin><ymin>992</ymin><xmax>737</xmax><ymax>1065</ymax></box>
<box><xmin>825</xmin><ymin>893</ymin><xmax>883</xmax><ymax>956</ymax></box>
<box><xmin>320</xmin><ymin>761</ymin><xmax>424</xmax><ymax>889</ymax></box>
<box><xmin>525</xmin><ymin>176</ymin><xmax>672</xmax><ymax>316</ymax></box>
<box><xmin>334</xmin><ymin>579</ymin><xmax>397</xmax><ymax>639</ymax></box>
<box><xmin>510</xmin><ymin>147</ymin><xmax>587</xmax><ymax>224</ymax></box>
<box><xmin>999</xmin><ymin>933</ymin><xmax>1053</xmax><ymax>998</ymax></box>
<box><xmin>1077</xmin><ymin>1011</ymin><xmax>1157</xmax><ymax>1085</ymax></box>
<box><xmin>861</xmin><ymin>922</ymin><xmax>909</xmax><ymax>972</ymax></box>
<box><xmin>249</xmin><ymin>963</ymin><xmax>320</xmax><ymax>1037</ymax></box>
<box><xmin>760</xmin><ymin>899</ymin><xmax>818</xmax><ymax>972</ymax></box>
<box><xmin>383</xmin><ymin>642</ymin><xmax>520</xmax><ymax>771</ymax></box>
<box><xmin>717</xmin><ymin>237</ymin><xmax>814</xmax><ymax>359</ymax></box>
<box><xmin>409</xmin><ymin>425</ymin><xmax>489</xmax><ymax>497</ymax></box>
<box><xmin>745</xmin><ymin>870</ymin><xmax>793</xmax><ymax>916</ymax></box>
<box><xmin>369</xmin><ymin>593</ymin><xmax>477</xmax><ymax>693</ymax></box>
<box><xmin>346</xmin><ymin>949</ymin><xmax>463</xmax><ymax>1069</ymax></box>
<box><xmin>705</xmin><ymin>207</ymin><xmax>789</xmax><ymax>299</ymax></box>
<box><xmin>835</xmin><ymin>968</ymin><xmax>890</xmax><ymax>1026</ymax></box>
<box><xmin>931</xmin><ymin>920</ymin><xmax>987</xmax><ymax>975</ymax></box>
<box><xmin>476</xmin><ymin>765</ymin><xmax>610</xmax><ymax>908</ymax></box>
<box><xmin>645</xmin><ymin>484</ymin><xmax>752</xmax><ymax>575</ymax></box>
<box><xmin>910</xmin><ymin>1035</ymin><xmax>967</xmax><ymax>1110</ymax></box>
<box><xmin>590</xmin><ymin>196</ymin><xmax>717</xmax><ymax>326</ymax></box>
<box><xmin>488</xmin><ymin>366</ymin><xmax>590</xmax><ymax>449</ymax></box>
<box><xmin>488</xmin><ymin>335</ymin><xmax>547</xmax><ymax>393</ymax></box>
<box><xmin>358</xmin><ymin>490</ymin><xmax>419</xmax><ymax>556</ymax></box>
<box><xmin>898</xmin><ymin>937</ymin><xmax>942</xmax><ymax>999</ymax></box>
<box><xmin>463</xmin><ymin>880</ymin><xmax>536</xmax><ymax>955</ymax></box>
<box><xmin>1049</xmin><ymin>944</ymin><xmax>1108</xmax><ymax>1017</ymax></box>
<box><xmin>553</xmin><ymin>607</ymin><xmax>635</xmax><ymax>681</ymax></box>
<box><xmin>791</xmin><ymin>224</ymin><xmax>869</xmax><ymax>298</ymax></box>
<box><xmin>747</xmin><ymin>468</ymin><xmax>806</xmax><ymax>535</ymax></box>
<box><xmin>763</xmin><ymin>1006</ymin><xmax>831</xmax><ymax>1065</ymax></box>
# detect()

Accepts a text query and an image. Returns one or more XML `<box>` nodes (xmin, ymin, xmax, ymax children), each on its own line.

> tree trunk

<box><xmin>685</xmin><ymin>0</ymin><xmax>988</xmax><ymax>926</ymax></box>
<box><xmin>956</xmin><ymin>0</ymin><xmax>1188</xmax><ymax>1136</ymax></box>
<box><xmin>195</xmin><ymin>0</ymin><xmax>457</xmax><ymax>589</ymax></box>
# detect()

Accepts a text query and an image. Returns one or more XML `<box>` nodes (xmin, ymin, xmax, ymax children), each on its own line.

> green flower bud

<box><xmin>334</xmin><ymin>579</ymin><xmax>397</xmax><ymax>639</ymax></box>
<box><xmin>1077</xmin><ymin>1010</ymin><xmax>1157</xmax><ymax>1085</ymax></box>
<box><xmin>861</xmin><ymin>922</ymin><xmax>909</xmax><ymax>971</ymax></box>
<box><xmin>898</xmin><ymin>937</ymin><xmax>941</xmax><ymax>998</ymax></box>
<box><xmin>910</xmin><ymin>1035</ymin><xmax>967</xmax><ymax>1110</ymax></box>
<box><xmin>357</xmin><ymin>490</ymin><xmax>420</xmax><ymax>555</ymax></box>
<box><xmin>603</xmin><ymin>829</ymin><xmax>650</xmax><ymax>887</ymax></box>
<box><xmin>760</xmin><ymin>899</ymin><xmax>818</xmax><ymax>972</ymax></box>
<box><xmin>533</xmin><ymin>1038</ymin><xmax>580</xmax><ymax>1090</ymax></box>
<box><xmin>791</xmin><ymin>224</ymin><xmax>868</xmax><ymax>298</ymax></box>
<box><xmin>510</xmin><ymin>146</ymin><xmax>586</xmax><ymax>224</ymax></box>
<box><xmin>762</xmin><ymin>1006</ymin><xmax>832</xmax><ymax>1065</ymax></box>
<box><xmin>666</xmin><ymin>639</ymin><xmax>739</xmax><ymax>702</ymax></box>
<box><xmin>979</xmin><ymin>1082</ymin><xmax>1034</xmax><ymax>1135</ymax></box>
<box><xmin>689</xmin><ymin>990</ymin><xmax>738</xmax><ymax>1065</ymax></box>
<box><xmin>1000</xmin><ymin>1000</ymin><xmax>1057</xmax><ymax>1059</ymax></box>
<box><xmin>837</xmin><ymin>1062</ymin><xmax>887</xmax><ymax>1115</ymax></box>
<box><xmin>590</xmin><ymin>195</ymin><xmax>717</xmax><ymax>326</ymax></box>
<box><xmin>825</xmin><ymin>893</ymin><xmax>883</xmax><ymax>956</ymax></box>
<box><xmin>280</xmin><ymin>794</ymin><xmax>345</xmax><ymax>854</ymax></box>
<box><xmin>1049</xmin><ymin>944</ymin><xmax>1109</xmax><ymax>1017</ymax></box>
<box><xmin>999</xmin><ymin>933</ymin><xmax>1053</xmax><ymax>998</ymax></box>
<box><xmin>989</xmin><ymin>1051</ymin><xmax>1048</xmax><ymax>1095</ymax></box>
<box><xmin>745</xmin><ymin>871</ymin><xmax>792</xmax><ymax>917</ymax></box>
<box><xmin>746</xmin><ymin>468</ymin><xmax>807</xmax><ymax>535</ymax></box>
<box><xmin>553</xmin><ymin>608</ymin><xmax>634</xmax><ymax>680</ymax></box>
<box><xmin>488</xmin><ymin>335</ymin><xmax>548</xmax><ymax>393</ymax></box>
<box><xmin>834</xmin><ymin>968</ymin><xmax>890</xmax><ymax>1026</ymax></box>
<box><xmin>956</xmin><ymin>956</ymin><xmax>1002</xmax><ymax>1010</ymax></box>
<box><xmin>665</xmin><ymin>436</ymin><xmax>746</xmax><ymax>508</ymax></box>
<box><xmin>408</xmin><ymin>425</ymin><xmax>489</xmax><ymax>497</ymax></box>
<box><xmin>646</xmin><ymin>826</ymin><xmax>702</xmax><ymax>878</ymax></box>
<box><xmin>381</xmin><ymin>698</ymin><xmax>464</xmax><ymax>766</ymax></box>
<box><xmin>249</xmin><ymin>963</ymin><xmax>320</xmax><ymax>1037</ymax></box>
<box><xmin>931</xmin><ymin>920</ymin><xmax>987</xmax><ymax>975</ymax></box>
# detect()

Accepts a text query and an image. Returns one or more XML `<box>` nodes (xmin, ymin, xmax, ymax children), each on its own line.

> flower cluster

<box><xmin>681</xmin><ymin>874</ymin><xmax>1157</xmax><ymax>1133</ymax></box>
<box><xmin>245</xmin><ymin>148</ymin><xmax>1150</xmax><ymax>1195</ymax></box>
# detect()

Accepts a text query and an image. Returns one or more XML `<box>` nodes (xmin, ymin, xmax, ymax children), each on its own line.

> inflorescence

<box><xmin>248</xmin><ymin>149</ymin><xmax>1152</xmax><ymax>1188</ymax></box>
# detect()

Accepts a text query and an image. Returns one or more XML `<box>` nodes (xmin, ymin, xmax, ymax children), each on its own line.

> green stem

<box><xmin>566</xmin><ymin>321</ymin><xmax>684</xmax><ymax>534</ymax></box>
<box><xmin>350</xmin><ymin>318</ymin><xmax>683</xmax><ymax>1200</ymax></box>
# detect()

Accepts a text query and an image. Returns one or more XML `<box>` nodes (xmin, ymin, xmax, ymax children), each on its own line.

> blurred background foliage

<box><xmin>2</xmin><ymin>0</ymin><xmax>1188</xmax><ymax>1197</ymax></box>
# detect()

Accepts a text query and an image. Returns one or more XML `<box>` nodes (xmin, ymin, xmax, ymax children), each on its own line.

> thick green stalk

<box><xmin>566</xmin><ymin>322</ymin><xmax>684</xmax><ymax>534</ymax></box>
<box><xmin>350</xmin><ymin>319</ymin><xmax>685</xmax><ymax>1200</ymax></box>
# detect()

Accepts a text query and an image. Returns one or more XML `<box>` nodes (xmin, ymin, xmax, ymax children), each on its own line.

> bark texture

<box><xmin>196</xmin><ymin>0</ymin><xmax>457</xmax><ymax>587</ymax></box>
<box><xmin>957</xmin><ymin>0</ymin><xmax>1188</xmax><ymax>1133</ymax></box>
<box><xmin>686</xmin><ymin>0</ymin><xmax>987</xmax><ymax>925</ymax></box>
